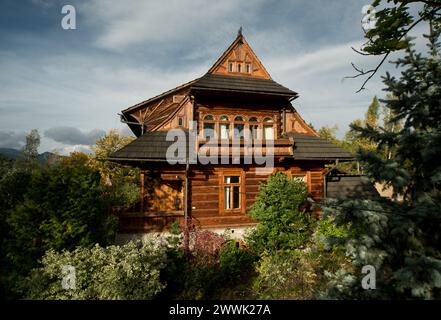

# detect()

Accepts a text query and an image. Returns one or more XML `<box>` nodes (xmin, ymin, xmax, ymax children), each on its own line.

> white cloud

<box><xmin>54</xmin><ymin>144</ymin><xmax>93</xmax><ymax>156</ymax></box>
<box><xmin>81</xmin><ymin>0</ymin><xmax>266</xmax><ymax>51</ymax></box>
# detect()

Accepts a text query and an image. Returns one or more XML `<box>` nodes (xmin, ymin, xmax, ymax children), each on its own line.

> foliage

<box><xmin>324</xmin><ymin>30</ymin><xmax>441</xmax><ymax>299</ymax></box>
<box><xmin>20</xmin><ymin>241</ymin><xmax>166</xmax><ymax>300</ymax></box>
<box><xmin>21</xmin><ymin>129</ymin><xmax>40</xmax><ymax>162</ymax></box>
<box><xmin>219</xmin><ymin>241</ymin><xmax>258</xmax><ymax>283</ymax></box>
<box><xmin>317</xmin><ymin>125</ymin><xmax>340</xmax><ymax>144</ymax></box>
<box><xmin>0</xmin><ymin>158</ymin><xmax>118</xmax><ymax>299</ymax></box>
<box><xmin>191</xmin><ymin>229</ymin><xmax>226</xmax><ymax>263</ymax></box>
<box><xmin>365</xmin><ymin>96</ymin><xmax>380</xmax><ymax>128</ymax></box>
<box><xmin>250</xmin><ymin>216</ymin><xmax>351</xmax><ymax>300</ymax></box>
<box><xmin>318</xmin><ymin>95</ymin><xmax>404</xmax><ymax>174</ymax></box>
<box><xmin>246</xmin><ymin>172</ymin><xmax>313</xmax><ymax>254</ymax></box>
<box><xmin>160</xmin><ymin>230</ymin><xmax>256</xmax><ymax>300</ymax></box>
<box><xmin>363</xmin><ymin>1</ymin><xmax>441</xmax><ymax>56</ymax></box>
<box><xmin>6</xmin><ymin>161</ymin><xmax>117</xmax><ymax>276</ymax></box>
<box><xmin>89</xmin><ymin>129</ymin><xmax>139</xmax><ymax>208</ymax></box>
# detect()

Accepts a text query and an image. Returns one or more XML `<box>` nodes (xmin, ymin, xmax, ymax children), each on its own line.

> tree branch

<box><xmin>349</xmin><ymin>5</ymin><xmax>441</xmax><ymax>93</ymax></box>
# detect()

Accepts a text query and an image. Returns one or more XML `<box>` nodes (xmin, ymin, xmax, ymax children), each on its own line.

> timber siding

<box><xmin>110</xmin><ymin>31</ymin><xmax>358</xmax><ymax>233</ymax></box>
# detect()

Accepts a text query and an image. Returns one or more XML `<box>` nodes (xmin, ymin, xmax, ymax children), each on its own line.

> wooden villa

<box><xmin>108</xmin><ymin>30</ymin><xmax>354</xmax><ymax>235</ymax></box>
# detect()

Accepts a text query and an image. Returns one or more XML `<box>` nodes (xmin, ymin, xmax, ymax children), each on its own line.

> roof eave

<box><xmin>191</xmin><ymin>86</ymin><xmax>298</xmax><ymax>98</ymax></box>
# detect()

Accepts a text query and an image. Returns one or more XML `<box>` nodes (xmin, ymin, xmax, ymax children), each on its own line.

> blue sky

<box><xmin>0</xmin><ymin>0</ymin><xmax>422</xmax><ymax>153</ymax></box>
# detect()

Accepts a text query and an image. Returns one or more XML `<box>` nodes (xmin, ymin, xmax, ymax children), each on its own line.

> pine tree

<box><xmin>324</xmin><ymin>27</ymin><xmax>441</xmax><ymax>299</ymax></box>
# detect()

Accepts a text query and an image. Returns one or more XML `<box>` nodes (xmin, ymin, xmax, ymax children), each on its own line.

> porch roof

<box><xmin>108</xmin><ymin>131</ymin><xmax>187</xmax><ymax>163</ymax></box>
<box><xmin>287</xmin><ymin>133</ymin><xmax>355</xmax><ymax>161</ymax></box>
<box><xmin>108</xmin><ymin>131</ymin><xmax>355</xmax><ymax>163</ymax></box>
<box><xmin>326</xmin><ymin>175</ymin><xmax>380</xmax><ymax>200</ymax></box>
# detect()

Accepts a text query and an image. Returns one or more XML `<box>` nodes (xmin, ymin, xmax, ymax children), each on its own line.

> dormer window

<box><xmin>229</xmin><ymin>62</ymin><xmax>234</xmax><ymax>72</ymax></box>
<box><xmin>237</xmin><ymin>63</ymin><xmax>242</xmax><ymax>73</ymax></box>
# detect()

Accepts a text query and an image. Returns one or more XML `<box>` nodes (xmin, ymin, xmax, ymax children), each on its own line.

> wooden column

<box><xmin>140</xmin><ymin>171</ymin><xmax>145</xmax><ymax>214</ymax></box>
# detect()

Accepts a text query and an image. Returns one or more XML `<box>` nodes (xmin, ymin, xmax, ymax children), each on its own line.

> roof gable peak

<box><xmin>207</xmin><ymin>31</ymin><xmax>272</xmax><ymax>80</ymax></box>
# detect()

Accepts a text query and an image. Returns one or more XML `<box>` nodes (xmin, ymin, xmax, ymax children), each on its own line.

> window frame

<box><xmin>248</xmin><ymin>116</ymin><xmax>260</xmax><ymax>140</ymax></box>
<box><xmin>245</xmin><ymin>63</ymin><xmax>251</xmax><ymax>73</ymax></box>
<box><xmin>233</xmin><ymin>115</ymin><xmax>245</xmax><ymax>140</ymax></box>
<box><xmin>237</xmin><ymin>63</ymin><xmax>242</xmax><ymax>73</ymax></box>
<box><xmin>203</xmin><ymin>115</ymin><xmax>216</xmax><ymax>140</ymax></box>
<box><xmin>219</xmin><ymin>169</ymin><xmax>246</xmax><ymax>215</ymax></box>
<box><xmin>263</xmin><ymin>117</ymin><xmax>274</xmax><ymax>140</ymax></box>
<box><xmin>219</xmin><ymin>115</ymin><xmax>230</xmax><ymax>140</ymax></box>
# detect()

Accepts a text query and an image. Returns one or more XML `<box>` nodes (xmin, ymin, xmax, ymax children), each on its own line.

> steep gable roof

<box><xmin>120</xmin><ymin>31</ymin><xmax>299</xmax><ymax>137</ymax></box>
<box><xmin>207</xmin><ymin>31</ymin><xmax>272</xmax><ymax>80</ymax></box>
<box><xmin>191</xmin><ymin>73</ymin><xmax>297</xmax><ymax>97</ymax></box>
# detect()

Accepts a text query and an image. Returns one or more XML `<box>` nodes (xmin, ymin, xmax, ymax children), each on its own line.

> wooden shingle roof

<box><xmin>109</xmin><ymin>131</ymin><xmax>354</xmax><ymax>163</ymax></box>
<box><xmin>192</xmin><ymin>74</ymin><xmax>297</xmax><ymax>97</ymax></box>
<box><xmin>326</xmin><ymin>175</ymin><xmax>380</xmax><ymax>200</ymax></box>
<box><xmin>288</xmin><ymin>133</ymin><xmax>354</xmax><ymax>160</ymax></box>
<box><xmin>108</xmin><ymin>131</ymin><xmax>187</xmax><ymax>163</ymax></box>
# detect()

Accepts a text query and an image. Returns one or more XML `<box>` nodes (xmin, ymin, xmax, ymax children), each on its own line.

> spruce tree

<box><xmin>324</xmin><ymin>28</ymin><xmax>441</xmax><ymax>299</ymax></box>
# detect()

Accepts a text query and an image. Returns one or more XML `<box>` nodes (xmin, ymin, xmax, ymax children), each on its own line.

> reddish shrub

<box><xmin>190</xmin><ymin>229</ymin><xmax>226</xmax><ymax>263</ymax></box>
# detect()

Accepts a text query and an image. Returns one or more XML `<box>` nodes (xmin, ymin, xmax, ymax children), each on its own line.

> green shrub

<box><xmin>246</xmin><ymin>172</ymin><xmax>314</xmax><ymax>254</ymax></box>
<box><xmin>160</xmin><ymin>231</ymin><xmax>258</xmax><ymax>299</ymax></box>
<box><xmin>219</xmin><ymin>241</ymin><xmax>258</xmax><ymax>283</ymax></box>
<box><xmin>5</xmin><ymin>162</ymin><xmax>117</xmax><ymax>279</ymax></box>
<box><xmin>254</xmin><ymin>245</ymin><xmax>351</xmax><ymax>299</ymax></box>
<box><xmin>20</xmin><ymin>241</ymin><xmax>166</xmax><ymax>300</ymax></box>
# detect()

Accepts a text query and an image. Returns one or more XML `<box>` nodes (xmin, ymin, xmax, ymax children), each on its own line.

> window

<box><xmin>219</xmin><ymin>115</ymin><xmax>230</xmax><ymax>139</ymax></box>
<box><xmin>229</xmin><ymin>62</ymin><xmax>234</xmax><ymax>72</ymax></box>
<box><xmin>246</xmin><ymin>63</ymin><xmax>251</xmax><ymax>73</ymax></box>
<box><xmin>249</xmin><ymin>116</ymin><xmax>259</xmax><ymax>140</ymax></box>
<box><xmin>223</xmin><ymin>175</ymin><xmax>241</xmax><ymax>210</ymax></box>
<box><xmin>203</xmin><ymin>115</ymin><xmax>215</xmax><ymax>139</ymax></box>
<box><xmin>263</xmin><ymin>117</ymin><xmax>274</xmax><ymax>140</ymax></box>
<box><xmin>178</xmin><ymin>117</ymin><xmax>183</xmax><ymax>126</ymax></box>
<box><xmin>233</xmin><ymin>116</ymin><xmax>245</xmax><ymax>139</ymax></box>
<box><xmin>237</xmin><ymin>63</ymin><xmax>242</xmax><ymax>73</ymax></box>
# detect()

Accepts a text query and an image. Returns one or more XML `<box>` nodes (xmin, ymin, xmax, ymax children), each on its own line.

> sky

<box><xmin>0</xmin><ymin>0</ymin><xmax>426</xmax><ymax>154</ymax></box>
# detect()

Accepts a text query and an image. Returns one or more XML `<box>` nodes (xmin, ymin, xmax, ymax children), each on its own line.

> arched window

<box><xmin>249</xmin><ymin>116</ymin><xmax>259</xmax><ymax>139</ymax></box>
<box><xmin>219</xmin><ymin>115</ymin><xmax>230</xmax><ymax>139</ymax></box>
<box><xmin>237</xmin><ymin>63</ymin><xmax>242</xmax><ymax>73</ymax></box>
<box><xmin>203</xmin><ymin>115</ymin><xmax>215</xmax><ymax>139</ymax></box>
<box><xmin>233</xmin><ymin>116</ymin><xmax>245</xmax><ymax>139</ymax></box>
<box><xmin>229</xmin><ymin>62</ymin><xmax>234</xmax><ymax>73</ymax></box>
<box><xmin>263</xmin><ymin>117</ymin><xmax>274</xmax><ymax>140</ymax></box>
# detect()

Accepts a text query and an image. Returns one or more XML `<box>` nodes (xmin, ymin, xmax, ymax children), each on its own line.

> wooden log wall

<box><xmin>118</xmin><ymin>163</ymin><xmax>325</xmax><ymax>233</ymax></box>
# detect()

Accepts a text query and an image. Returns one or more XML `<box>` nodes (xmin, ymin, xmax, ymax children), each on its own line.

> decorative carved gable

<box><xmin>207</xmin><ymin>33</ymin><xmax>272</xmax><ymax>80</ymax></box>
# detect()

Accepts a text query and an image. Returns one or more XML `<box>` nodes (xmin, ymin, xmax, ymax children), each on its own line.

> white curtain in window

<box><xmin>220</xmin><ymin>124</ymin><xmax>229</xmax><ymax>139</ymax></box>
<box><xmin>264</xmin><ymin>125</ymin><xmax>274</xmax><ymax>140</ymax></box>
<box><xmin>224</xmin><ymin>186</ymin><xmax>231</xmax><ymax>209</ymax></box>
